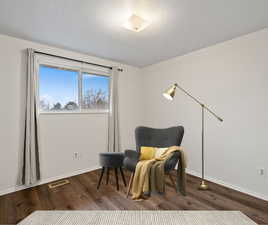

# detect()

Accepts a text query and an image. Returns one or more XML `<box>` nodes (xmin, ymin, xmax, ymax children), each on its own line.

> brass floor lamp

<box><xmin>163</xmin><ymin>83</ymin><xmax>223</xmax><ymax>190</ymax></box>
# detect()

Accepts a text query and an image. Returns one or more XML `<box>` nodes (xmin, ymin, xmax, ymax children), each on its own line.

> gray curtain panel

<box><xmin>21</xmin><ymin>48</ymin><xmax>41</xmax><ymax>185</ymax></box>
<box><xmin>108</xmin><ymin>67</ymin><xmax>120</xmax><ymax>152</ymax></box>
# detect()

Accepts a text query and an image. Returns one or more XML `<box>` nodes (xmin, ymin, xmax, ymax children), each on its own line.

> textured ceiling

<box><xmin>0</xmin><ymin>0</ymin><xmax>268</xmax><ymax>67</ymax></box>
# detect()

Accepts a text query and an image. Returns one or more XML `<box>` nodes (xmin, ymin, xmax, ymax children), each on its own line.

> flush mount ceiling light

<box><xmin>123</xmin><ymin>14</ymin><xmax>150</xmax><ymax>32</ymax></box>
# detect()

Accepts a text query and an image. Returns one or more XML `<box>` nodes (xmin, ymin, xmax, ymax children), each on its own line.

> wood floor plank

<box><xmin>0</xmin><ymin>169</ymin><xmax>267</xmax><ymax>224</ymax></box>
<box><xmin>189</xmin><ymin>174</ymin><xmax>268</xmax><ymax>213</ymax></box>
<box><xmin>186</xmin><ymin>176</ymin><xmax>268</xmax><ymax>224</ymax></box>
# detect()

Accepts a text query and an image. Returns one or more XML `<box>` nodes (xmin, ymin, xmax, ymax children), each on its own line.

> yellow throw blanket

<box><xmin>131</xmin><ymin>146</ymin><xmax>186</xmax><ymax>200</ymax></box>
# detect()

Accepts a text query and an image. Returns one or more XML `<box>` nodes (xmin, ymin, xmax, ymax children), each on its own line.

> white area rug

<box><xmin>18</xmin><ymin>211</ymin><xmax>257</xmax><ymax>225</ymax></box>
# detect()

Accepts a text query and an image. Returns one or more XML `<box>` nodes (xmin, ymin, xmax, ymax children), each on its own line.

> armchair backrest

<box><xmin>135</xmin><ymin>126</ymin><xmax>184</xmax><ymax>153</ymax></box>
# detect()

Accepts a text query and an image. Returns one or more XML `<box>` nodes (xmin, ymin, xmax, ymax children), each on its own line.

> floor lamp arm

<box><xmin>174</xmin><ymin>83</ymin><xmax>223</xmax><ymax>122</ymax></box>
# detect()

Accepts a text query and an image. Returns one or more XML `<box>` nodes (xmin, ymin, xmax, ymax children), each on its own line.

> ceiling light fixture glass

<box><xmin>123</xmin><ymin>14</ymin><xmax>150</xmax><ymax>32</ymax></box>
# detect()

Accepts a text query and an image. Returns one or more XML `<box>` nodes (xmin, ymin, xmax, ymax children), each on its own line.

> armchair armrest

<box><xmin>164</xmin><ymin>151</ymin><xmax>181</xmax><ymax>172</ymax></box>
<box><xmin>124</xmin><ymin>149</ymin><xmax>139</xmax><ymax>160</ymax></box>
<box><xmin>123</xmin><ymin>149</ymin><xmax>139</xmax><ymax>172</ymax></box>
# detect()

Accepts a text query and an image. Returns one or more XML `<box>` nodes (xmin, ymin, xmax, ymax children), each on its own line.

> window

<box><xmin>82</xmin><ymin>73</ymin><xmax>110</xmax><ymax>110</ymax></box>
<box><xmin>38</xmin><ymin>64</ymin><xmax>110</xmax><ymax>113</ymax></box>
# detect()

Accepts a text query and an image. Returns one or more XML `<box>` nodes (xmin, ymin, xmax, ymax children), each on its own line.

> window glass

<box><xmin>39</xmin><ymin>65</ymin><xmax>79</xmax><ymax>112</ymax></box>
<box><xmin>82</xmin><ymin>73</ymin><xmax>110</xmax><ymax>110</ymax></box>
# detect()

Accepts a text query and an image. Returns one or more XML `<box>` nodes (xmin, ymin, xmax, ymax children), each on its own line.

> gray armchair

<box><xmin>123</xmin><ymin>125</ymin><xmax>184</xmax><ymax>197</ymax></box>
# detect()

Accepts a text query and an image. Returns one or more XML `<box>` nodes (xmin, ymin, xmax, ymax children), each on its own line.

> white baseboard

<box><xmin>0</xmin><ymin>165</ymin><xmax>100</xmax><ymax>196</ymax></box>
<box><xmin>1</xmin><ymin>166</ymin><xmax>267</xmax><ymax>202</ymax></box>
<box><xmin>186</xmin><ymin>168</ymin><xmax>268</xmax><ymax>201</ymax></box>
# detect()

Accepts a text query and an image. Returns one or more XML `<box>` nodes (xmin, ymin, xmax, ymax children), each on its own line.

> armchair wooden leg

<box><xmin>126</xmin><ymin>172</ymin><xmax>134</xmax><ymax>198</ymax></box>
<box><xmin>168</xmin><ymin>172</ymin><xmax>177</xmax><ymax>192</ymax></box>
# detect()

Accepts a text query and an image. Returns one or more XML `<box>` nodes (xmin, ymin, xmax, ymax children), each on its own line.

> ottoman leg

<box><xmin>119</xmin><ymin>167</ymin><xmax>127</xmax><ymax>186</ymax></box>
<box><xmin>106</xmin><ymin>167</ymin><xmax>110</xmax><ymax>185</ymax></box>
<box><xmin>97</xmin><ymin>167</ymin><xmax>105</xmax><ymax>189</ymax></box>
<box><xmin>114</xmin><ymin>168</ymin><xmax>119</xmax><ymax>190</ymax></box>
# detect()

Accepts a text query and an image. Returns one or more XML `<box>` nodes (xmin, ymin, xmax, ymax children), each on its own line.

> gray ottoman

<box><xmin>97</xmin><ymin>152</ymin><xmax>126</xmax><ymax>190</ymax></box>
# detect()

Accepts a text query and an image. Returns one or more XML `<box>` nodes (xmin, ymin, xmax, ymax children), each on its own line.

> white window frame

<box><xmin>35</xmin><ymin>55</ymin><xmax>111</xmax><ymax>114</ymax></box>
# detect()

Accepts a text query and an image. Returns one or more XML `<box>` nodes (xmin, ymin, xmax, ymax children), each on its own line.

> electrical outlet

<box><xmin>74</xmin><ymin>152</ymin><xmax>79</xmax><ymax>159</ymax></box>
<box><xmin>257</xmin><ymin>168</ymin><xmax>266</xmax><ymax>177</ymax></box>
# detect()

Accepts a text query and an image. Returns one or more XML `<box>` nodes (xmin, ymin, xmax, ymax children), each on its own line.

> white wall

<box><xmin>0</xmin><ymin>34</ymin><xmax>143</xmax><ymax>194</ymax></box>
<box><xmin>142</xmin><ymin>29</ymin><xmax>268</xmax><ymax>200</ymax></box>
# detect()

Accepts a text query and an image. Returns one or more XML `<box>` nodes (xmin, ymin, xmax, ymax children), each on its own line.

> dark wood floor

<box><xmin>0</xmin><ymin>169</ymin><xmax>267</xmax><ymax>224</ymax></box>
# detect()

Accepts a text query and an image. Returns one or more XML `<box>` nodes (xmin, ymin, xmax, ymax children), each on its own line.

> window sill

<box><xmin>38</xmin><ymin>110</ymin><xmax>109</xmax><ymax>115</ymax></box>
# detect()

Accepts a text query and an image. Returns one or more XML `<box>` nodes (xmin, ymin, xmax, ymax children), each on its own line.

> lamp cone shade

<box><xmin>163</xmin><ymin>84</ymin><xmax>177</xmax><ymax>100</ymax></box>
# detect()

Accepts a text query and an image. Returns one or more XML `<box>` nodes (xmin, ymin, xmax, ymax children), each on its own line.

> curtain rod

<box><xmin>33</xmin><ymin>50</ymin><xmax>123</xmax><ymax>72</ymax></box>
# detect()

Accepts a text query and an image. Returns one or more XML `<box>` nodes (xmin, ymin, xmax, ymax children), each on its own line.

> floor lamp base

<box><xmin>199</xmin><ymin>180</ymin><xmax>209</xmax><ymax>190</ymax></box>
